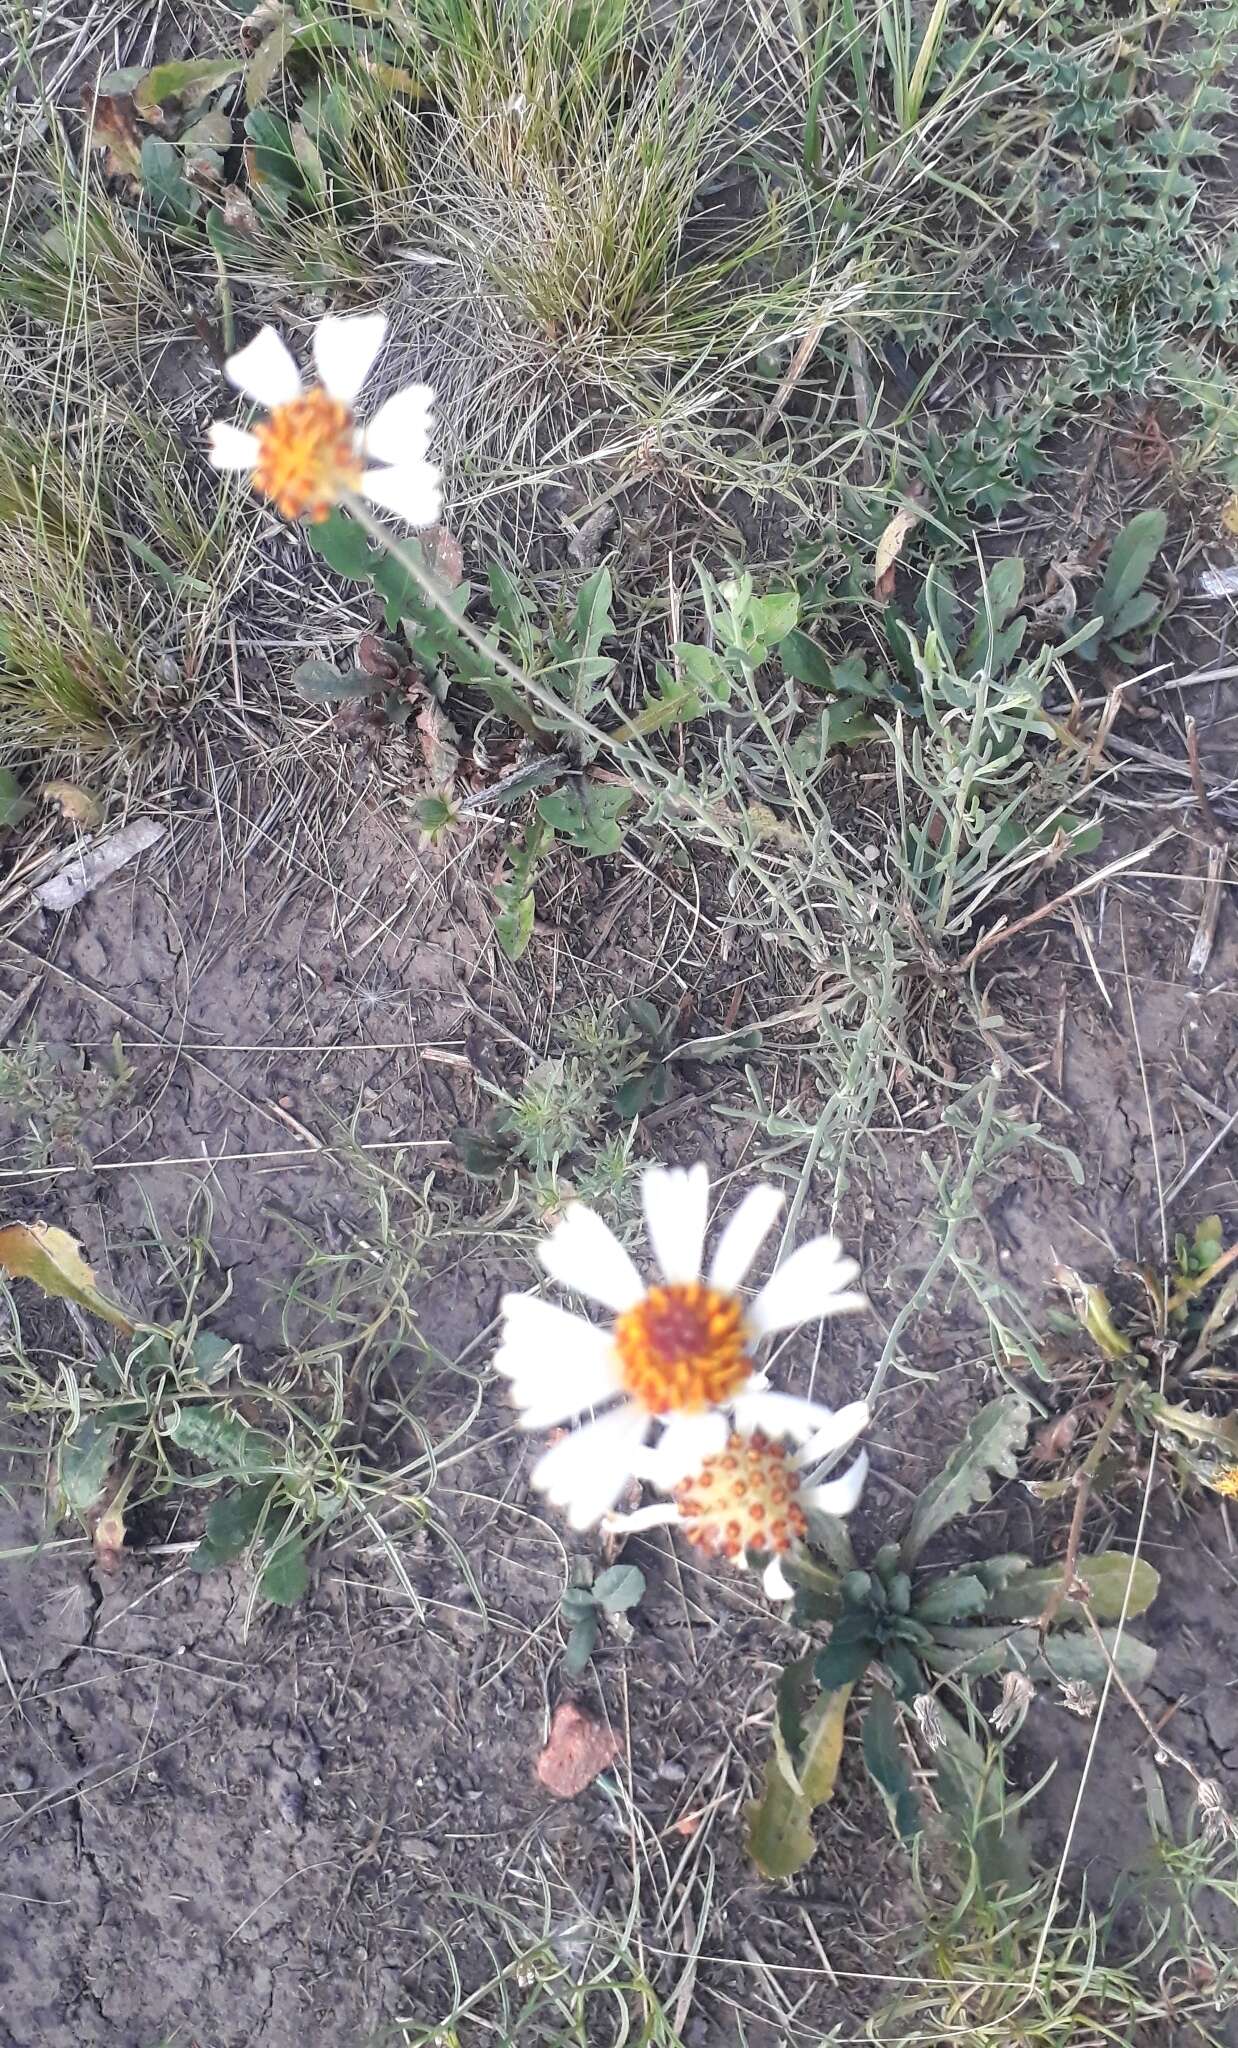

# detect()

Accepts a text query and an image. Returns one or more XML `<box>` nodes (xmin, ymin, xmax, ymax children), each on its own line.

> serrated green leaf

<box><xmin>901</xmin><ymin>1394</ymin><xmax>1031</xmax><ymax>1566</ymax></box>
<box><xmin>191</xmin><ymin>1482</ymin><xmax>275</xmax><ymax>1570</ymax></box>
<box><xmin>750</xmin><ymin>591</ymin><xmax>799</xmax><ymax>644</ymax></box>
<box><xmin>862</xmin><ymin>1685</ymin><xmax>922</xmax><ymax>1843</ymax></box>
<box><xmin>563</xmin><ymin>1611</ymin><xmax>599</xmax><ymax>1675</ymax></box>
<box><xmin>592</xmin><ymin>1563</ymin><xmax>645</xmax><ymax>1612</ymax></box>
<box><xmin>260</xmin><ymin>1533</ymin><xmax>309</xmax><ymax>1606</ymax></box>
<box><xmin>674</xmin><ymin>642</ymin><xmax>732</xmax><ymax>704</ymax></box>
<box><xmin>166</xmin><ymin>1403</ymin><xmax>275</xmax><ymax>1479</ymax></box>
<box><xmin>1098</xmin><ymin>508</ymin><xmax>1166</xmax><ymax>628</ymax></box>
<box><xmin>60</xmin><ymin>1420</ymin><xmax>119</xmax><ymax>1514</ymax></box>
<box><xmin>747</xmin><ymin>1684</ymin><xmax>852</xmax><ymax>1879</ymax></box>
<box><xmin>536</xmin><ymin>785</ymin><xmax>632</xmax><ymax>855</ymax></box>
<box><xmin>923</xmin><ymin>1622</ymin><xmax>1157</xmax><ymax>1690</ymax></box>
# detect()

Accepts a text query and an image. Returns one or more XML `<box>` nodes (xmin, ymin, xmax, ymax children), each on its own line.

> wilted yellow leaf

<box><xmin>1221</xmin><ymin>493</ymin><xmax>1238</xmax><ymax>537</ymax></box>
<box><xmin>874</xmin><ymin>503</ymin><xmax>922</xmax><ymax>597</ymax></box>
<box><xmin>0</xmin><ymin>1222</ymin><xmax>133</xmax><ymax>1331</ymax></box>
<box><xmin>40</xmin><ymin>782</ymin><xmax>103</xmax><ymax>829</ymax></box>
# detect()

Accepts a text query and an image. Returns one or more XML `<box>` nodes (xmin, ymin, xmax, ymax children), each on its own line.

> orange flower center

<box><xmin>1211</xmin><ymin>1463</ymin><xmax>1238</xmax><ymax>1499</ymax></box>
<box><xmin>613</xmin><ymin>1281</ymin><xmax>749</xmax><ymax>1415</ymax></box>
<box><xmin>674</xmin><ymin>1430</ymin><xmax>808</xmax><ymax>1559</ymax></box>
<box><xmin>251</xmin><ymin>388</ymin><xmax>362</xmax><ymax>523</ymax></box>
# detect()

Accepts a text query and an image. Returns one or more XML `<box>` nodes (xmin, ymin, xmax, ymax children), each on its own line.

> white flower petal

<box><xmin>602</xmin><ymin>1502</ymin><xmax>682</xmax><ymax>1534</ymax></box>
<box><xmin>649</xmin><ymin>1409</ymin><xmax>730</xmax><ymax>1486</ymax></box>
<box><xmin>360</xmin><ymin>461</ymin><xmax>442</xmax><ymax>529</ymax></box>
<box><xmin>797</xmin><ymin>1399</ymin><xmax>870</xmax><ymax>1470</ymax></box>
<box><xmin>708</xmin><ymin>1183</ymin><xmax>784</xmax><ymax>1292</ymax></box>
<box><xmin>804</xmin><ymin>1449</ymin><xmax>869</xmax><ymax>1519</ymax></box>
<box><xmin>530</xmin><ymin>1404</ymin><xmax>649</xmax><ymax>1529</ymax></box>
<box><xmin>360</xmin><ymin>382</ymin><xmax>434</xmax><ymax>463</ymax></box>
<box><xmin>207</xmin><ymin>422</ymin><xmax>260</xmax><ymax>471</ymax></box>
<box><xmin>731</xmin><ymin>1389</ymin><xmax>849</xmax><ymax>1445</ymax></box>
<box><xmin>313</xmin><ymin>311</ymin><xmax>387</xmax><ymax>405</ymax></box>
<box><xmin>762</xmin><ymin>1554</ymin><xmax>795</xmax><ymax>1601</ymax></box>
<box><xmin>539</xmin><ymin>1204</ymin><xmax>645</xmax><ymax>1314</ymax></box>
<box><xmin>225</xmin><ymin>326</ymin><xmax>301</xmax><ymax>409</ymax></box>
<box><xmin>642</xmin><ymin>1163</ymin><xmax>709</xmax><ymax>1286</ymax></box>
<box><xmin>746</xmin><ymin>1236</ymin><xmax>865</xmax><ymax>1338</ymax></box>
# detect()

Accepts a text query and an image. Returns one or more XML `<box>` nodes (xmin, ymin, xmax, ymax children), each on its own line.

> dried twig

<box><xmin>956</xmin><ymin>829</ymin><xmax>1174</xmax><ymax>974</ymax></box>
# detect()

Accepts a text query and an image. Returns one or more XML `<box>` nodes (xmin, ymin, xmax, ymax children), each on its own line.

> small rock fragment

<box><xmin>536</xmin><ymin>1702</ymin><xmax>621</xmax><ymax>1799</ymax></box>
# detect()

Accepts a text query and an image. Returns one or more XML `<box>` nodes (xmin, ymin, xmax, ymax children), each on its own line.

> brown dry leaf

<box><xmin>416</xmin><ymin>700</ymin><xmax>460</xmax><ymax>787</ymax></box>
<box><xmin>83</xmin><ymin>89</ymin><xmax>143</xmax><ymax>178</ymax></box>
<box><xmin>425</xmin><ymin>526</ymin><xmax>464</xmax><ymax>587</ymax></box>
<box><xmin>536</xmin><ymin>1702</ymin><xmax>621</xmax><ymax>1799</ymax></box>
<box><xmin>221</xmin><ymin>183</ymin><xmax>261</xmax><ymax>236</ymax></box>
<box><xmin>0</xmin><ymin>1221</ymin><xmax>134</xmax><ymax>1331</ymax></box>
<box><xmin>1030</xmin><ymin>1410</ymin><xmax>1081</xmax><ymax>1465</ymax></box>
<box><xmin>873</xmin><ymin>502</ymin><xmax>922</xmax><ymax>599</ymax></box>
<box><xmin>357</xmin><ymin>632</ymin><xmax>402</xmax><ymax>681</ymax></box>
<box><xmin>40</xmin><ymin>781</ymin><xmax>103</xmax><ymax>829</ymax></box>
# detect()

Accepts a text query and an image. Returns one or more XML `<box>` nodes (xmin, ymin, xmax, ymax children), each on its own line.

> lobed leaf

<box><xmin>901</xmin><ymin>1394</ymin><xmax>1031</xmax><ymax>1565</ymax></box>
<box><xmin>747</xmin><ymin>1684</ymin><xmax>852</xmax><ymax>1880</ymax></box>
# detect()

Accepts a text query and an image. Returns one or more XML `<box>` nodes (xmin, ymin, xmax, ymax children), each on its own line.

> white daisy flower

<box><xmin>495</xmin><ymin>1163</ymin><xmax>867</xmax><ymax>1530</ymax></box>
<box><xmin>207</xmin><ymin>313</ymin><xmax>440</xmax><ymax>528</ymax></box>
<box><xmin>603</xmin><ymin>1414</ymin><xmax>870</xmax><ymax>1602</ymax></box>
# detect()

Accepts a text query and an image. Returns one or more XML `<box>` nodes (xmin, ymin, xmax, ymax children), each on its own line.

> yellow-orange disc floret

<box><xmin>250</xmin><ymin>389</ymin><xmax>363</xmax><ymax>523</ymax></box>
<box><xmin>613</xmin><ymin>1281</ymin><xmax>749</xmax><ymax>1415</ymax></box>
<box><xmin>674</xmin><ymin>1430</ymin><xmax>808</xmax><ymax>1560</ymax></box>
<box><xmin>1210</xmin><ymin>1463</ymin><xmax>1238</xmax><ymax>1499</ymax></box>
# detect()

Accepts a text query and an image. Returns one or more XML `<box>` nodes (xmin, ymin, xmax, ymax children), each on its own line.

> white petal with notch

<box><xmin>313</xmin><ymin>312</ymin><xmax>388</xmax><ymax>406</ymax></box>
<box><xmin>225</xmin><ymin>326</ymin><xmax>302</xmax><ymax>409</ymax></box>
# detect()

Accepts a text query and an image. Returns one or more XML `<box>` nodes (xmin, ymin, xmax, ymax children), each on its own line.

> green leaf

<box><xmin>489</xmin><ymin>563</ymin><xmax>537</xmax><ymax>664</ymax></box>
<box><xmin>861</xmin><ymin>1685</ymin><xmax>921</xmax><ymax>1843</ymax></box>
<box><xmin>60</xmin><ymin>1420</ymin><xmax>119</xmax><ymax>1514</ymax></box>
<box><xmin>451</xmin><ymin>1122</ymin><xmax>514</xmax><ymax>1178</ymax></box>
<box><xmin>779</xmin><ymin>628</ymin><xmax>833</xmax><ymax>692</ymax></box>
<box><xmin>260</xmin><ymin>1533</ymin><xmax>309</xmax><ymax>1606</ymax></box>
<box><xmin>749</xmin><ymin>591</ymin><xmax>799</xmax><ymax>644</ymax></box>
<box><xmin>984</xmin><ymin>556</ymin><xmax>1026</xmax><ymax>628</ymax></box>
<box><xmin>245</xmin><ymin>18</ymin><xmax>297</xmax><ymax>108</ymax></box>
<box><xmin>243</xmin><ymin>107</ymin><xmax>305</xmax><ymax>192</ymax></box>
<box><xmin>923</xmin><ymin>1623</ymin><xmax>1157</xmax><ymax>1691</ymax></box>
<box><xmin>165</xmin><ymin>1402</ymin><xmax>275</xmax><ymax>1479</ymax></box>
<box><xmin>934</xmin><ymin>1702</ymin><xmax>1030</xmax><ymax>1895</ymax></box>
<box><xmin>292</xmin><ymin>659</ymin><xmax>378</xmax><ymax>703</ymax></box>
<box><xmin>1097</xmin><ymin>508</ymin><xmax>1166</xmax><ymax>628</ymax></box>
<box><xmin>139</xmin><ymin>135</ymin><xmax>200</xmax><ymax>221</ymax></box>
<box><xmin>0</xmin><ymin>767</ymin><xmax>30</xmax><ymax>827</ymax></box>
<box><xmin>814</xmin><ymin>1619</ymin><xmax>877</xmax><ymax>1692</ymax></box>
<box><xmin>536</xmin><ymin>784</ymin><xmax>632</xmax><ymax>856</ymax></box>
<box><xmin>495</xmin><ymin>889</ymin><xmax>535</xmax><ymax>960</ymax></box>
<box><xmin>559</xmin><ymin>1586</ymin><xmax>598</xmax><ymax>1622</ymax></box>
<box><xmin>191</xmin><ymin>1330</ymin><xmax>239</xmax><ymax>1381</ymax></box>
<box><xmin>562</xmin><ymin>566</ymin><xmax>615</xmax><ymax>712</ymax></box>
<box><xmin>191</xmin><ymin>1482</ymin><xmax>275</xmax><ymax>1570</ymax></box>
<box><xmin>311</xmin><ymin>509</ymin><xmax>379</xmax><ymax>581</ymax></box>
<box><xmin>878</xmin><ymin>1641</ymin><xmax>923</xmax><ymax>1702</ymax></box>
<box><xmin>134</xmin><ymin>56</ymin><xmax>242</xmax><ymax>116</ymax></box>
<box><xmin>747</xmin><ymin>1684</ymin><xmax>852</xmax><ymax>1879</ymax></box>
<box><xmin>563</xmin><ymin>1611</ymin><xmax>600</xmax><ymax>1675</ymax></box>
<box><xmin>901</xmin><ymin>1394</ymin><xmax>1031</xmax><ymax>1566</ymax></box>
<box><xmin>982</xmin><ymin>1550</ymin><xmax>1159</xmax><ymax>1625</ymax></box>
<box><xmin>592</xmin><ymin>1563</ymin><xmax>646</xmax><ymax>1612</ymax></box>
<box><xmin>674</xmin><ymin>642</ymin><xmax>732</xmax><ymax>704</ymax></box>
<box><xmin>912</xmin><ymin>1571</ymin><xmax>991</xmax><ymax>1625</ymax></box>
